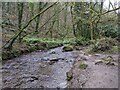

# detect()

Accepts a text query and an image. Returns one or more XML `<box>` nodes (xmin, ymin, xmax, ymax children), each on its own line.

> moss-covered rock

<box><xmin>79</xmin><ymin>62</ymin><xmax>88</xmax><ymax>69</ymax></box>
<box><xmin>63</xmin><ymin>45</ymin><xmax>73</xmax><ymax>52</ymax></box>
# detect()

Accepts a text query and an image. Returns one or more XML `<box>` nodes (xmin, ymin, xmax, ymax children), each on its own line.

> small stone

<box><xmin>50</xmin><ymin>51</ymin><xmax>56</xmax><ymax>54</ymax></box>
<box><xmin>39</xmin><ymin>63</ymin><xmax>47</xmax><ymax>68</ymax></box>
<box><xmin>49</xmin><ymin>61</ymin><xmax>55</xmax><ymax>65</ymax></box>
<box><xmin>105</xmin><ymin>61</ymin><xmax>115</xmax><ymax>66</ymax></box>
<box><xmin>106</xmin><ymin>56</ymin><xmax>114</xmax><ymax>62</ymax></box>
<box><xmin>69</xmin><ymin>60</ymin><xmax>73</xmax><ymax>62</ymax></box>
<box><xmin>81</xmin><ymin>56</ymin><xmax>88</xmax><ymax>61</ymax></box>
<box><xmin>66</xmin><ymin>60</ymin><xmax>69</xmax><ymax>63</ymax></box>
<box><xmin>66</xmin><ymin>71</ymin><xmax>73</xmax><ymax>81</ymax></box>
<box><xmin>29</xmin><ymin>76</ymin><xmax>39</xmax><ymax>82</ymax></box>
<box><xmin>31</xmin><ymin>76</ymin><xmax>39</xmax><ymax>80</ymax></box>
<box><xmin>94</xmin><ymin>54</ymin><xmax>101</xmax><ymax>57</ymax></box>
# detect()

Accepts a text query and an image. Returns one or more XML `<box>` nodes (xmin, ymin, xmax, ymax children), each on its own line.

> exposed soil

<box><xmin>67</xmin><ymin>48</ymin><xmax>118</xmax><ymax>88</ymax></box>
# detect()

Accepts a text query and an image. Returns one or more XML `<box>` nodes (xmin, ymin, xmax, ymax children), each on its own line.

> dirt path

<box><xmin>67</xmin><ymin>49</ymin><xmax>118</xmax><ymax>88</ymax></box>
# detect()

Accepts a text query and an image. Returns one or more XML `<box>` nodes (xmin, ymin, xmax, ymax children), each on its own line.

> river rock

<box><xmin>66</xmin><ymin>71</ymin><xmax>73</xmax><ymax>81</ymax></box>
<box><xmin>105</xmin><ymin>61</ymin><xmax>115</xmax><ymax>66</ymax></box>
<box><xmin>81</xmin><ymin>56</ymin><xmax>88</xmax><ymax>61</ymax></box>
<box><xmin>105</xmin><ymin>56</ymin><xmax>114</xmax><ymax>62</ymax></box>
<box><xmin>50</xmin><ymin>58</ymin><xmax>60</xmax><ymax>61</ymax></box>
<box><xmin>49</xmin><ymin>51</ymin><xmax>56</xmax><ymax>54</ymax></box>
<box><xmin>63</xmin><ymin>45</ymin><xmax>73</xmax><ymax>52</ymax></box>
<box><xmin>95</xmin><ymin>60</ymin><xmax>103</xmax><ymax>65</ymax></box>
<box><xmin>49</xmin><ymin>61</ymin><xmax>55</xmax><ymax>65</ymax></box>
<box><xmin>94</xmin><ymin>54</ymin><xmax>102</xmax><ymax>57</ymax></box>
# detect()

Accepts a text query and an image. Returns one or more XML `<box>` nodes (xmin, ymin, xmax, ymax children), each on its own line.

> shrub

<box><xmin>92</xmin><ymin>37</ymin><xmax>118</xmax><ymax>52</ymax></box>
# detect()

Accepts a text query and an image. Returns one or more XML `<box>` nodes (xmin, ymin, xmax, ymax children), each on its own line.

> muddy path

<box><xmin>67</xmin><ymin>48</ymin><xmax>118</xmax><ymax>88</ymax></box>
<box><xmin>2</xmin><ymin>46</ymin><xmax>118</xmax><ymax>88</ymax></box>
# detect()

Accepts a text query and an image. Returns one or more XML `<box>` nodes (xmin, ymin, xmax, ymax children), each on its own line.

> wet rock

<box><xmin>79</xmin><ymin>62</ymin><xmax>88</xmax><ymax>69</ymax></box>
<box><xmin>95</xmin><ymin>60</ymin><xmax>104</xmax><ymax>65</ymax></box>
<box><xmin>105</xmin><ymin>56</ymin><xmax>114</xmax><ymax>62</ymax></box>
<box><xmin>81</xmin><ymin>56</ymin><xmax>88</xmax><ymax>61</ymax></box>
<box><xmin>94</xmin><ymin>54</ymin><xmax>101</xmax><ymax>57</ymax></box>
<box><xmin>50</xmin><ymin>58</ymin><xmax>60</xmax><ymax>61</ymax></box>
<box><xmin>59</xmin><ymin>82</ymin><xmax>67</xmax><ymax>88</ymax></box>
<box><xmin>49</xmin><ymin>61</ymin><xmax>55</xmax><ymax>65</ymax></box>
<box><xmin>105</xmin><ymin>61</ymin><xmax>115</xmax><ymax>66</ymax></box>
<box><xmin>102</xmin><ymin>56</ymin><xmax>115</xmax><ymax>65</ymax></box>
<box><xmin>31</xmin><ymin>76</ymin><xmax>39</xmax><ymax>80</ymax></box>
<box><xmin>66</xmin><ymin>71</ymin><xmax>73</xmax><ymax>81</ymax></box>
<box><xmin>41</xmin><ymin>57</ymin><xmax>49</xmax><ymax>61</ymax></box>
<box><xmin>40</xmin><ymin>85</ymin><xmax>44</xmax><ymax>88</ymax></box>
<box><xmin>49</xmin><ymin>51</ymin><xmax>56</xmax><ymax>54</ymax></box>
<box><xmin>69</xmin><ymin>60</ymin><xmax>73</xmax><ymax>62</ymax></box>
<box><xmin>39</xmin><ymin>63</ymin><xmax>47</xmax><ymax>68</ymax></box>
<box><xmin>29</xmin><ymin>76</ymin><xmax>39</xmax><ymax>82</ymax></box>
<box><xmin>63</xmin><ymin>45</ymin><xmax>73</xmax><ymax>52</ymax></box>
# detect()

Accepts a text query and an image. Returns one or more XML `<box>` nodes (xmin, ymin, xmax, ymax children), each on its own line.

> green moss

<box><xmin>110</xmin><ymin>46</ymin><xmax>118</xmax><ymax>53</ymax></box>
<box><xmin>79</xmin><ymin>62</ymin><xmax>88</xmax><ymax>69</ymax></box>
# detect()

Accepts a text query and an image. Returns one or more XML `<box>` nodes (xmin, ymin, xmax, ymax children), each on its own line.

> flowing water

<box><xmin>2</xmin><ymin>47</ymin><xmax>77</xmax><ymax>88</ymax></box>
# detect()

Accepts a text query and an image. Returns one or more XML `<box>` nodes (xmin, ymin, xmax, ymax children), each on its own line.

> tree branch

<box><xmin>3</xmin><ymin>2</ymin><xmax>58</xmax><ymax>49</ymax></box>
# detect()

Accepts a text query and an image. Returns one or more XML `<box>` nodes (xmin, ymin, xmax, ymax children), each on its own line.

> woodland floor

<box><xmin>2</xmin><ymin>46</ymin><xmax>118</xmax><ymax>88</ymax></box>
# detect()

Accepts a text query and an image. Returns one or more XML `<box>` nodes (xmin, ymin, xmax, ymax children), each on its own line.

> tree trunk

<box><xmin>17</xmin><ymin>2</ymin><xmax>24</xmax><ymax>42</ymax></box>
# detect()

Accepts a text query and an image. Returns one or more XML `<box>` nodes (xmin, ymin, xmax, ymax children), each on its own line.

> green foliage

<box><xmin>110</xmin><ymin>46</ymin><xmax>118</xmax><ymax>53</ymax></box>
<box><xmin>75</xmin><ymin>37</ymin><xmax>90</xmax><ymax>45</ymax></box>
<box><xmin>91</xmin><ymin>37</ymin><xmax>118</xmax><ymax>52</ymax></box>
<box><xmin>24</xmin><ymin>37</ymin><xmax>77</xmax><ymax>45</ymax></box>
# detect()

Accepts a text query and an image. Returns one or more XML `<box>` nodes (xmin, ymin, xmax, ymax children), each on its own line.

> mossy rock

<box><xmin>63</xmin><ymin>45</ymin><xmax>73</xmax><ymax>52</ymax></box>
<box><xmin>79</xmin><ymin>62</ymin><xmax>88</xmax><ymax>69</ymax></box>
<box><xmin>66</xmin><ymin>71</ymin><xmax>73</xmax><ymax>81</ymax></box>
<box><xmin>74</xmin><ymin>46</ymin><xmax>82</xmax><ymax>50</ymax></box>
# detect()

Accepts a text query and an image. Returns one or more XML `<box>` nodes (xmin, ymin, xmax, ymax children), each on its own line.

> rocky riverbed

<box><xmin>2</xmin><ymin>46</ymin><xmax>118</xmax><ymax>88</ymax></box>
<box><xmin>2</xmin><ymin>46</ymin><xmax>77</xmax><ymax>88</ymax></box>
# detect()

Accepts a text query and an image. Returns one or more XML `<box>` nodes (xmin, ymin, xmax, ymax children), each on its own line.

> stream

<box><xmin>2</xmin><ymin>46</ymin><xmax>118</xmax><ymax>88</ymax></box>
<box><xmin>2</xmin><ymin>46</ymin><xmax>77</xmax><ymax>88</ymax></box>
